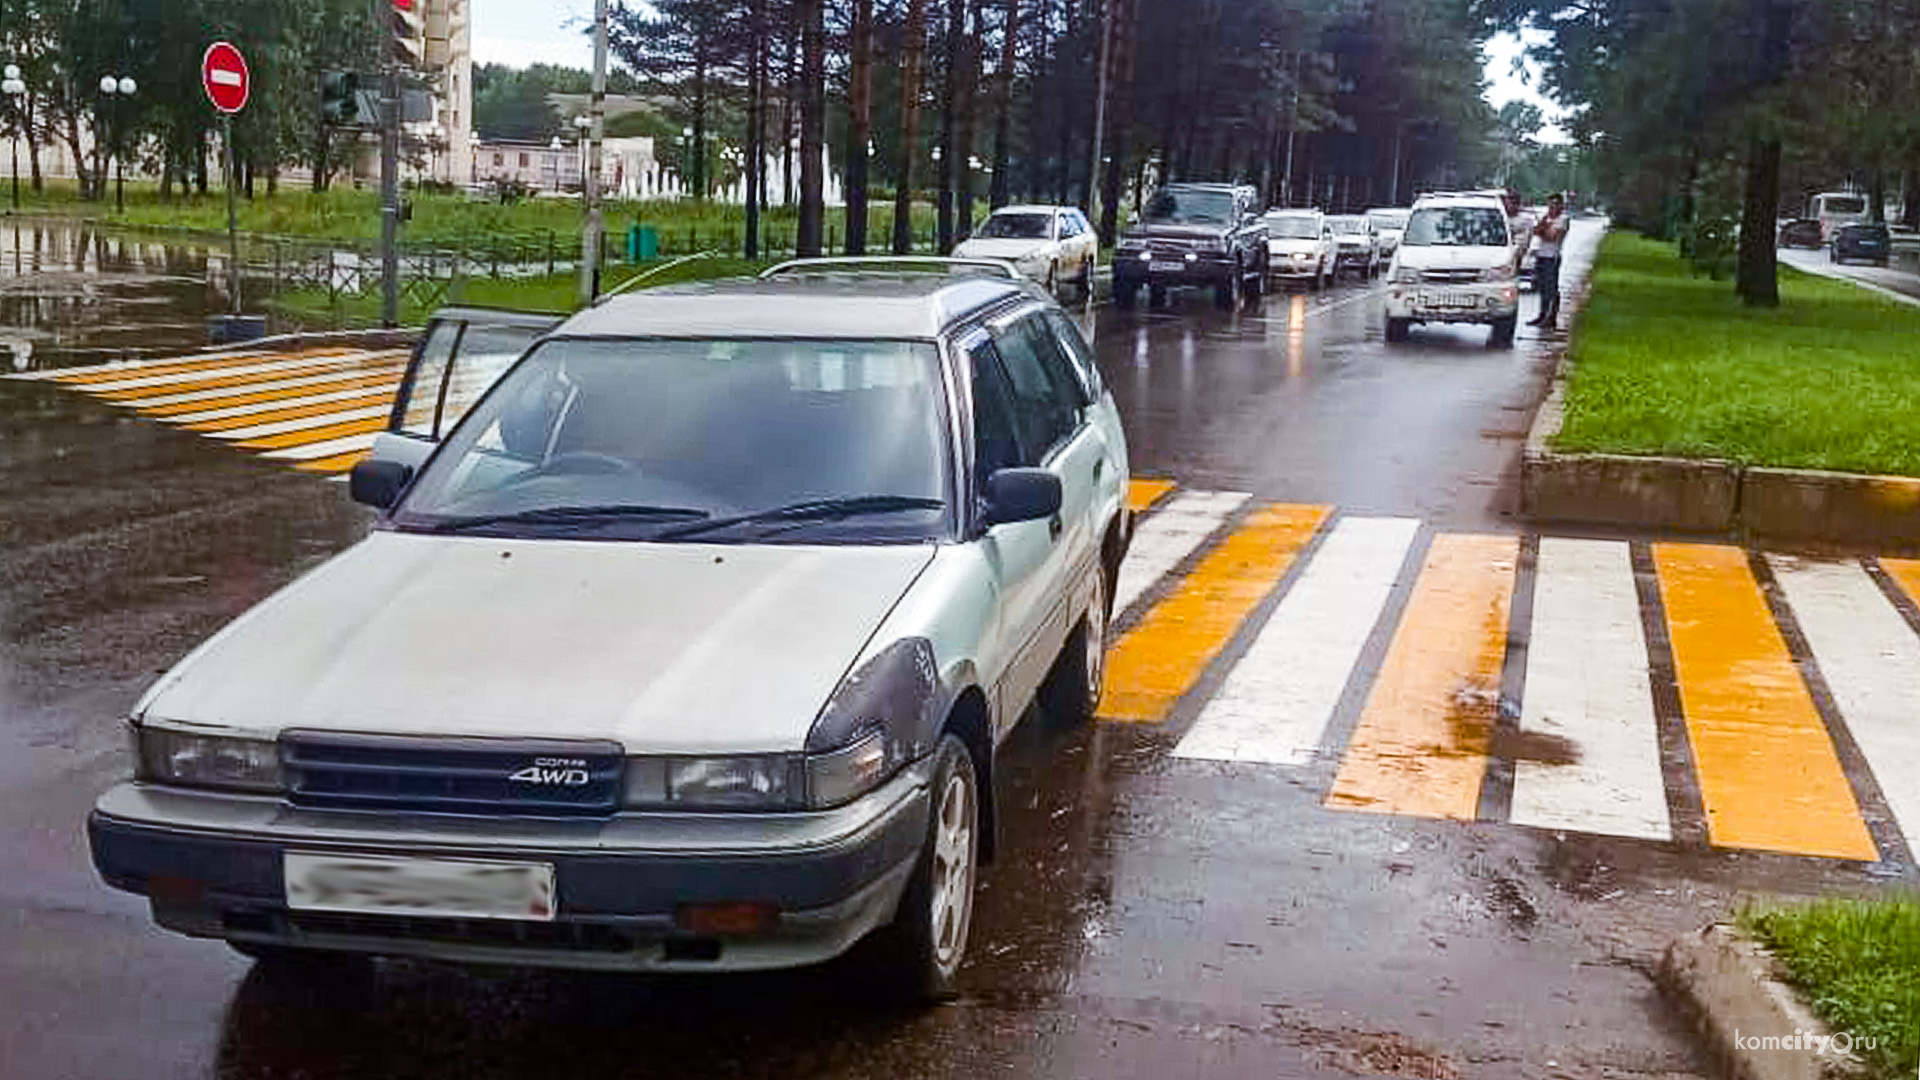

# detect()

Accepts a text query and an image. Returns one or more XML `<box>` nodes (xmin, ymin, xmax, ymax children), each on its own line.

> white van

<box><xmin>1810</xmin><ymin>192</ymin><xmax>1868</xmax><ymax>241</ymax></box>
<box><xmin>1383</xmin><ymin>193</ymin><xmax>1522</xmax><ymax>346</ymax></box>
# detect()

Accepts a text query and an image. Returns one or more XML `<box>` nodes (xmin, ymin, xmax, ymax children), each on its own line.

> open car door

<box><xmin>368</xmin><ymin>307</ymin><xmax>563</xmax><ymax>471</ymax></box>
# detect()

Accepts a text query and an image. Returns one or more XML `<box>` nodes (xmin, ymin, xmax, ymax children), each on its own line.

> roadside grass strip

<box><xmin>1653</xmin><ymin>544</ymin><xmax>1876</xmax><ymax>861</ymax></box>
<box><xmin>1324</xmin><ymin>533</ymin><xmax>1518</xmax><ymax>819</ymax></box>
<box><xmin>1509</xmin><ymin>538</ymin><xmax>1673</xmax><ymax>840</ymax></box>
<box><xmin>1741</xmin><ymin>899</ymin><xmax>1920</xmax><ymax>1078</ymax></box>
<box><xmin>1098</xmin><ymin>503</ymin><xmax>1330</xmax><ymax>722</ymax></box>
<box><xmin>1555</xmin><ymin>233</ymin><xmax>1920</xmax><ymax>475</ymax></box>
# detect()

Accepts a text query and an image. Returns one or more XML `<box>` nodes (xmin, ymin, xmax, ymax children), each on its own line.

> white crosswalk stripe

<box><xmin>1768</xmin><ymin>557</ymin><xmax>1920</xmax><ymax>855</ymax></box>
<box><xmin>1175</xmin><ymin>516</ymin><xmax>1419</xmax><ymax>766</ymax></box>
<box><xmin>127</xmin><ymin>365</ymin><xmax>403</xmax><ymax>409</ymax></box>
<box><xmin>208</xmin><ymin>406</ymin><xmax>392</xmax><ymax>441</ymax></box>
<box><xmin>70</xmin><ymin>353</ymin><xmax>370</xmax><ymax>392</ymax></box>
<box><xmin>1510</xmin><ymin>538</ymin><xmax>1672</xmax><ymax>841</ymax></box>
<box><xmin>166</xmin><ymin>385</ymin><xmax>396</xmax><ymax>424</ymax></box>
<box><xmin>1113</xmin><ymin>490</ymin><xmax>1250</xmax><ymax>616</ymax></box>
<box><xmin>260</xmin><ymin>433</ymin><xmax>381</xmax><ymax>461</ymax></box>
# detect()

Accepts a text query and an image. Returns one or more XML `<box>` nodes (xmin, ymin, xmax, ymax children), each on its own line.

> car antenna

<box><xmin>595</xmin><ymin>250</ymin><xmax>723</xmax><ymax>304</ymax></box>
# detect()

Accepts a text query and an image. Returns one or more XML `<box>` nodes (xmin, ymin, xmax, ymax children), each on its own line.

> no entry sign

<box><xmin>201</xmin><ymin>41</ymin><xmax>250</xmax><ymax>114</ymax></box>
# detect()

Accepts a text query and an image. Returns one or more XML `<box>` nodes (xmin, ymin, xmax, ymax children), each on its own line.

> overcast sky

<box><xmin>470</xmin><ymin>3</ymin><xmax>1569</xmax><ymax>143</ymax></box>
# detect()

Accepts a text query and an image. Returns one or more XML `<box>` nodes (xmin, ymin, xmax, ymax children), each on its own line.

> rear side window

<box><xmin>1039</xmin><ymin>310</ymin><xmax>1102</xmax><ymax>400</ymax></box>
<box><xmin>990</xmin><ymin>318</ymin><xmax>1081</xmax><ymax>458</ymax></box>
<box><xmin>399</xmin><ymin>320</ymin><xmax>462</xmax><ymax>438</ymax></box>
<box><xmin>968</xmin><ymin>340</ymin><xmax>1025</xmax><ymax>480</ymax></box>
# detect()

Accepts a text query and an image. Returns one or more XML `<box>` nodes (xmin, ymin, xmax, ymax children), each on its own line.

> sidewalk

<box><xmin>1779</xmin><ymin>245</ymin><xmax>1920</xmax><ymax>308</ymax></box>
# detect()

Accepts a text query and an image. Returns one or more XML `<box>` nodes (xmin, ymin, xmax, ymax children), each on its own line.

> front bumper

<box><xmin>1269</xmin><ymin>255</ymin><xmax>1323</xmax><ymax>279</ymax></box>
<box><xmin>1334</xmin><ymin>249</ymin><xmax>1373</xmax><ymax>266</ymax></box>
<box><xmin>1114</xmin><ymin>251</ymin><xmax>1234</xmax><ymax>286</ymax></box>
<box><xmin>87</xmin><ymin>762</ymin><xmax>931</xmax><ymax>972</ymax></box>
<box><xmin>1385</xmin><ymin>282</ymin><xmax>1520</xmax><ymax>324</ymax></box>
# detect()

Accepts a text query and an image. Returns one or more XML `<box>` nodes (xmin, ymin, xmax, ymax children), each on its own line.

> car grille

<box><xmin>278</xmin><ymin>911</ymin><xmax>641</xmax><ymax>952</ymax></box>
<box><xmin>282</xmin><ymin>731</ymin><xmax>625</xmax><ymax>817</ymax></box>
<box><xmin>1420</xmin><ymin>268</ymin><xmax>1484</xmax><ymax>284</ymax></box>
<box><xmin>1148</xmin><ymin>238</ymin><xmax>1204</xmax><ymax>255</ymax></box>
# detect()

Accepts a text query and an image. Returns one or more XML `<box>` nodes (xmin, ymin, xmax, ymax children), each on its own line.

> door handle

<box><xmin>1093</xmin><ymin>458</ymin><xmax>1106</xmax><ymax>481</ymax></box>
<box><xmin>1048</xmin><ymin>514</ymin><xmax>1063</xmax><ymax>540</ymax></box>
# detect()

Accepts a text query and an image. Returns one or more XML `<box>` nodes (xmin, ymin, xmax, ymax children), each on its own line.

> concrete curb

<box><xmin>1657</xmin><ymin>924</ymin><xmax>1871</xmax><ymax>1080</ymax></box>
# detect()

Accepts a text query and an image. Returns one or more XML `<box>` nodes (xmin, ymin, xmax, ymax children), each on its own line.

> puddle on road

<box><xmin>0</xmin><ymin>218</ymin><xmax>258</xmax><ymax>373</ymax></box>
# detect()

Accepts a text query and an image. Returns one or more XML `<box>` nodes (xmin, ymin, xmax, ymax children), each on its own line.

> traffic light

<box><xmin>320</xmin><ymin>71</ymin><xmax>359</xmax><ymax>125</ymax></box>
<box><xmin>390</xmin><ymin>0</ymin><xmax>425</xmax><ymax>67</ymax></box>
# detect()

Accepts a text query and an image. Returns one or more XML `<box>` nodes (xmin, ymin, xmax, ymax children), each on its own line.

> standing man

<box><xmin>1529</xmin><ymin>193</ymin><xmax>1570</xmax><ymax>329</ymax></box>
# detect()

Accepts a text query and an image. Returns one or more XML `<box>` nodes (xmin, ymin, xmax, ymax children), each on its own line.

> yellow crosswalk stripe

<box><xmin>232</xmin><ymin>416</ymin><xmax>389</xmax><ymax>451</ymax></box>
<box><xmin>1125</xmin><ymin>477</ymin><xmax>1177</xmax><ymax>514</ymax></box>
<box><xmin>1099</xmin><ymin>502</ymin><xmax>1329</xmax><ymax>722</ymax></box>
<box><xmin>1878</xmin><ymin>557</ymin><xmax>1920</xmax><ymax>613</ymax></box>
<box><xmin>47</xmin><ymin>348</ymin><xmax>350</xmax><ymax>384</ymax></box>
<box><xmin>294</xmin><ymin>449</ymin><xmax>374</xmax><ymax>474</ymax></box>
<box><xmin>1653</xmin><ymin>544</ymin><xmax>1877</xmax><ymax>861</ymax></box>
<box><xmin>91</xmin><ymin>356</ymin><xmax>404</xmax><ymax>402</ymax></box>
<box><xmin>181</xmin><ymin>392</ymin><xmax>397</xmax><ymax>432</ymax></box>
<box><xmin>1325</xmin><ymin>533</ymin><xmax>1517</xmax><ymax>820</ymax></box>
<box><xmin>137</xmin><ymin>372</ymin><xmax>404</xmax><ymax>417</ymax></box>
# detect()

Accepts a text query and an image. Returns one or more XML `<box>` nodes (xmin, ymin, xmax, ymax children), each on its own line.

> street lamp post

<box><xmin>574</xmin><ymin>114</ymin><xmax>591</xmax><ymax>204</ymax></box>
<box><xmin>2</xmin><ymin>65</ymin><xmax>25</xmax><ymax>211</ymax></box>
<box><xmin>548</xmin><ymin>134</ymin><xmax>562</xmax><ymax>191</ymax></box>
<box><xmin>98</xmin><ymin>73</ymin><xmax>136</xmax><ymax>214</ymax></box>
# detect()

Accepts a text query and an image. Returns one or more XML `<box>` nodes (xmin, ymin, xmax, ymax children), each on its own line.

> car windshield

<box><xmin>1329</xmin><ymin>217</ymin><xmax>1368</xmax><ymax>235</ymax></box>
<box><xmin>1265</xmin><ymin>215</ymin><xmax>1320</xmax><ymax>239</ymax></box>
<box><xmin>1403</xmin><ymin>207</ymin><xmax>1509</xmax><ymax>247</ymax></box>
<box><xmin>1824</xmin><ymin>197</ymin><xmax>1866</xmax><ymax>215</ymax></box>
<box><xmin>1367</xmin><ymin>210</ymin><xmax>1409</xmax><ymax>230</ymax></box>
<box><xmin>1842</xmin><ymin>225</ymin><xmax>1887</xmax><ymax>238</ymax></box>
<box><xmin>976</xmin><ymin>212</ymin><xmax>1053</xmax><ymax>240</ymax></box>
<box><xmin>1143</xmin><ymin>189</ymin><xmax>1235</xmax><ymax>225</ymax></box>
<box><xmin>393</xmin><ymin>337</ymin><xmax>950</xmax><ymax>543</ymax></box>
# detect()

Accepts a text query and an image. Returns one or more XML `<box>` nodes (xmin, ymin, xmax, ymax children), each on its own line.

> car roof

<box><xmin>1411</xmin><ymin>193</ymin><xmax>1507</xmax><ymax>210</ymax></box>
<box><xmin>555</xmin><ymin>274</ymin><xmax>1031</xmax><ymax>341</ymax></box>
<box><xmin>1365</xmin><ymin>207</ymin><xmax>1409</xmax><ymax>215</ymax></box>
<box><xmin>1266</xmin><ymin>207</ymin><xmax>1320</xmax><ymax>216</ymax></box>
<box><xmin>993</xmin><ymin>204</ymin><xmax>1073</xmax><ymax>215</ymax></box>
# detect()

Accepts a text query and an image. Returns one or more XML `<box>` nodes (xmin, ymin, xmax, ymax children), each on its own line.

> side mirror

<box><xmin>983</xmin><ymin>467</ymin><xmax>1062</xmax><ymax>526</ymax></box>
<box><xmin>350</xmin><ymin>459</ymin><xmax>414</xmax><ymax>509</ymax></box>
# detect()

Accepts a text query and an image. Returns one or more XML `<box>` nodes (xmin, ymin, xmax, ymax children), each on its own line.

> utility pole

<box><xmin>581</xmin><ymin>0</ymin><xmax>607</xmax><ymax>304</ymax></box>
<box><xmin>380</xmin><ymin>61</ymin><xmax>399</xmax><ymax>328</ymax></box>
<box><xmin>1085</xmin><ymin>0</ymin><xmax>1113</xmax><ymax>223</ymax></box>
<box><xmin>1282</xmin><ymin>52</ymin><xmax>1298</xmax><ymax>207</ymax></box>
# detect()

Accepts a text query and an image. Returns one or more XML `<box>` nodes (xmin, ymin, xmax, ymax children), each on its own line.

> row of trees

<box><xmin>0</xmin><ymin>0</ymin><xmax>390</xmax><ymax>199</ymax></box>
<box><xmin>1482</xmin><ymin>0</ymin><xmax>1920</xmax><ymax>305</ymax></box>
<box><xmin>612</xmin><ymin>0</ymin><xmax>1503</xmax><ymax>254</ymax></box>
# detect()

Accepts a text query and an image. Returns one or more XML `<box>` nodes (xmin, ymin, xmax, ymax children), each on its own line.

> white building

<box><xmin>471</xmin><ymin>135</ymin><xmax>661</xmax><ymax>197</ymax></box>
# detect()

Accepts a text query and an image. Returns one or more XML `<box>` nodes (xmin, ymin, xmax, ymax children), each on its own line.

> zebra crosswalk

<box><xmin>6</xmin><ymin>344</ymin><xmax>409</xmax><ymax>476</ymax></box>
<box><xmin>1115</xmin><ymin>479</ymin><xmax>1920</xmax><ymax>866</ymax></box>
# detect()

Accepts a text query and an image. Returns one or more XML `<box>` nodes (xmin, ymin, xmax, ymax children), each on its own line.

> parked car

<box><xmin>87</xmin><ymin>261</ymin><xmax>1132</xmax><ymax>1002</ymax></box>
<box><xmin>1778</xmin><ymin>218</ymin><xmax>1823</xmax><ymax>250</ymax></box>
<box><xmin>1830</xmin><ymin>222</ymin><xmax>1892</xmax><ymax>266</ymax></box>
<box><xmin>1113</xmin><ymin>182</ymin><xmax>1268</xmax><ymax>310</ymax></box>
<box><xmin>1365</xmin><ymin>207</ymin><xmax>1410</xmax><ymax>260</ymax></box>
<box><xmin>1264</xmin><ymin>209</ymin><xmax>1335</xmax><ymax>290</ymax></box>
<box><xmin>1384</xmin><ymin>192</ymin><xmax>1522</xmax><ymax>346</ymax></box>
<box><xmin>1326</xmin><ymin>215</ymin><xmax>1381</xmax><ymax>278</ymax></box>
<box><xmin>953</xmin><ymin>205</ymin><xmax>1099</xmax><ymax>297</ymax></box>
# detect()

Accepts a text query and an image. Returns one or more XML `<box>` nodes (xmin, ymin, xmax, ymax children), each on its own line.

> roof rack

<box><xmin>757</xmin><ymin>256</ymin><xmax>1023</xmax><ymax>281</ymax></box>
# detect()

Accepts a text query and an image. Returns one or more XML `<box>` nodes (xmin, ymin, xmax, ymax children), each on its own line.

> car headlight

<box><xmin>1487</xmin><ymin>264</ymin><xmax>1515</xmax><ymax>282</ymax></box>
<box><xmin>135</xmin><ymin>725</ymin><xmax>283</xmax><ymax>793</ymax></box>
<box><xmin>622</xmin><ymin>639</ymin><xmax>939</xmax><ymax>812</ymax></box>
<box><xmin>1200</xmin><ymin>237</ymin><xmax>1227</xmax><ymax>253</ymax></box>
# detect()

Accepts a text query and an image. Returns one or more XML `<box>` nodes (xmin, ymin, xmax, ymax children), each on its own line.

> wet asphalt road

<box><xmin>3</xmin><ymin>218</ymin><xmax>1879</xmax><ymax>1080</ymax></box>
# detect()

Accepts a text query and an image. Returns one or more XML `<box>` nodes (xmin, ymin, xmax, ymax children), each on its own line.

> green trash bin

<box><xmin>627</xmin><ymin>224</ymin><xmax>659</xmax><ymax>262</ymax></box>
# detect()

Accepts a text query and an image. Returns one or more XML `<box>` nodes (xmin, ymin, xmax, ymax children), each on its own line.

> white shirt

<box><xmin>1535</xmin><ymin>213</ymin><xmax>1569</xmax><ymax>258</ymax></box>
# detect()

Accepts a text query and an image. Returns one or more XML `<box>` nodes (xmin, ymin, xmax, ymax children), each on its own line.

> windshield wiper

<box><xmin>417</xmin><ymin>504</ymin><xmax>711</xmax><ymax>534</ymax></box>
<box><xmin>655</xmin><ymin>495</ymin><xmax>945</xmax><ymax>540</ymax></box>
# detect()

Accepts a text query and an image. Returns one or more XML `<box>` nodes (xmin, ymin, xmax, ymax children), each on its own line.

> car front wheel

<box><xmin>880</xmin><ymin>735</ymin><xmax>979</xmax><ymax>1001</ymax></box>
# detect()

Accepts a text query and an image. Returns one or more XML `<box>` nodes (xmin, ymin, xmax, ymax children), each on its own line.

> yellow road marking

<box><xmin>182</xmin><ymin>393</ymin><xmax>397</xmax><ymax>432</ymax></box>
<box><xmin>1879</xmin><ymin>558</ymin><xmax>1920</xmax><ymax>613</ymax></box>
<box><xmin>232</xmin><ymin>416</ymin><xmax>388</xmax><ymax>450</ymax></box>
<box><xmin>295</xmin><ymin>449</ymin><xmax>373</xmax><ymax>474</ymax></box>
<box><xmin>1654</xmin><ymin>543</ymin><xmax>1877</xmax><ymax>861</ymax></box>
<box><xmin>1325</xmin><ymin>533</ymin><xmax>1517</xmax><ymax>819</ymax></box>
<box><xmin>137</xmin><ymin>372</ymin><xmax>404</xmax><ymax>417</ymax></box>
<box><xmin>1099</xmin><ymin>502</ymin><xmax>1329</xmax><ymax>722</ymax></box>
<box><xmin>50</xmin><ymin>347</ymin><xmax>363</xmax><ymax>385</ymax></box>
<box><xmin>92</xmin><ymin>357</ymin><xmax>405</xmax><ymax>402</ymax></box>
<box><xmin>1126</xmin><ymin>478</ymin><xmax>1176</xmax><ymax>514</ymax></box>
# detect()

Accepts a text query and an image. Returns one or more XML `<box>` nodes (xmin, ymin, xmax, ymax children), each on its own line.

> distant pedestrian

<box><xmin>1529</xmin><ymin>194</ymin><xmax>1570</xmax><ymax>328</ymax></box>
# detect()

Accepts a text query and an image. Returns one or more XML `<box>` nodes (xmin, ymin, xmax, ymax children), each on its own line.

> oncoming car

<box><xmin>87</xmin><ymin>261</ymin><xmax>1132</xmax><ymax>1001</ymax></box>
<box><xmin>1264</xmin><ymin>209</ymin><xmax>1335</xmax><ymax>289</ymax></box>
<box><xmin>1384</xmin><ymin>193</ymin><xmax>1521</xmax><ymax>346</ymax></box>
<box><xmin>952</xmin><ymin>205</ymin><xmax>1099</xmax><ymax>298</ymax></box>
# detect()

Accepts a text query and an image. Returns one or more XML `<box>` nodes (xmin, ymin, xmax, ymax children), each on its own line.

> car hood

<box><xmin>953</xmin><ymin>237</ymin><xmax>1050</xmax><ymax>261</ymax></box>
<box><xmin>135</xmin><ymin>531</ymin><xmax>936</xmax><ymax>754</ymax></box>
<box><xmin>1267</xmin><ymin>237</ymin><xmax>1322</xmax><ymax>254</ymax></box>
<box><xmin>1127</xmin><ymin>223</ymin><xmax>1230</xmax><ymax>243</ymax></box>
<box><xmin>1395</xmin><ymin>244</ymin><xmax>1510</xmax><ymax>270</ymax></box>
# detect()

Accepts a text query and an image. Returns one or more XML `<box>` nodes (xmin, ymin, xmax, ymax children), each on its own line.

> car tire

<box><xmin>1490</xmin><ymin>314</ymin><xmax>1518</xmax><ymax>347</ymax></box>
<box><xmin>1045</xmin><ymin>262</ymin><xmax>1058</xmax><ymax>295</ymax></box>
<box><xmin>879</xmin><ymin>734</ymin><xmax>979</xmax><ymax>1002</ymax></box>
<box><xmin>1040</xmin><ymin>566</ymin><xmax>1108</xmax><ymax>725</ymax></box>
<box><xmin>1215</xmin><ymin>262</ymin><xmax>1241</xmax><ymax>310</ymax></box>
<box><xmin>1385</xmin><ymin>317</ymin><xmax>1411</xmax><ymax>343</ymax></box>
<box><xmin>1149</xmin><ymin>284</ymin><xmax>1169</xmax><ymax>308</ymax></box>
<box><xmin>1243</xmin><ymin>262</ymin><xmax>1265</xmax><ymax>307</ymax></box>
<box><xmin>1078</xmin><ymin>257</ymin><xmax>1094</xmax><ymax>298</ymax></box>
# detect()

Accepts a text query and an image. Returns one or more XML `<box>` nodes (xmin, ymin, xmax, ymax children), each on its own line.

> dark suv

<box><xmin>1831</xmin><ymin>222</ymin><xmax>1891</xmax><ymax>267</ymax></box>
<box><xmin>1113</xmin><ymin>183</ymin><xmax>1268</xmax><ymax>310</ymax></box>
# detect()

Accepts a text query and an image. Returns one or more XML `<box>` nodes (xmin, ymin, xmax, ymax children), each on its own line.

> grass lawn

<box><xmin>1556</xmin><ymin>233</ymin><xmax>1920</xmax><ymax>475</ymax></box>
<box><xmin>1741</xmin><ymin>899</ymin><xmax>1920</xmax><ymax>1078</ymax></box>
<box><xmin>268</xmin><ymin>255</ymin><xmax>774</xmax><ymax>327</ymax></box>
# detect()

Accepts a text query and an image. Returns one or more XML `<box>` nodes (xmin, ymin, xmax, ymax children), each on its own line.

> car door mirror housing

<box><xmin>983</xmin><ymin>467</ymin><xmax>1063</xmax><ymax>526</ymax></box>
<box><xmin>350</xmin><ymin>459</ymin><xmax>415</xmax><ymax>509</ymax></box>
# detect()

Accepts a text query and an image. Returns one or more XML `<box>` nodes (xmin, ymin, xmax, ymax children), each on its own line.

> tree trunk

<box><xmin>988</xmin><ymin>0</ymin><xmax>1018</xmax><ymax>209</ymax></box>
<box><xmin>746</xmin><ymin>0</ymin><xmax>765</xmax><ymax>258</ymax></box>
<box><xmin>893</xmin><ymin>0</ymin><xmax>930</xmax><ymax>253</ymax></box>
<box><xmin>314</xmin><ymin>120</ymin><xmax>331</xmax><ymax>192</ymax></box>
<box><xmin>1735</xmin><ymin>135</ymin><xmax>1781</xmax><ymax>308</ymax></box>
<box><xmin>796</xmin><ymin>0</ymin><xmax>826</xmax><ymax>256</ymax></box>
<box><xmin>844</xmin><ymin>0</ymin><xmax>873</xmax><ymax>254</ymax></box>
<box><xmin>1868</xmin><ymin>168</ymin><xmax>1886</xmax><ymax>224</ymax></box>
<box><xmin>1902</xmin><ymin>168</ymin><xmax>1920</xmax><ymax>232</ymax></box>
<box><xmin>1096</xmin><ymin>0</ymin><xmax>1139</xmax><ymax>244</ymax></box>
<box><xmin>25</xmin><ymin>94</ymin><xmax>41</xmax><ymax>192</ymax></box>
<box><xmin>955</xmin><ymin>0</ymin><xmax>980</xmax><ymax>241</ymax></box>
<box><xmin>936</xmin><ymin>0</ymin><xmax>963</xmax><ymax>252</ymax></box>
<box><xmin>692</xmin><ymin>56</ymin><xmax>708</xmax><ymax>201</ymax></box>
<box><xmin>782</xmin><ymin>20</ymin><xmax>797</xmax><ymax>207</ymax></box>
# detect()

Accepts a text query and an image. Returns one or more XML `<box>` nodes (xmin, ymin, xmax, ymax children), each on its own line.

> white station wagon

<box><xmin>88</xmin><ymin>260</ymin><xmax>1131</xmax><ymax>1000</ymax></box>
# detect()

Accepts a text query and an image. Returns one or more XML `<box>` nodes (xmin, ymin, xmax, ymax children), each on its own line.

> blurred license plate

<box><xmin>1149</xmin><ymin>260</ymin><xmax>1185</xmax><ymax>273</ymax></box>
<box><xmin>1420</xmin><ymin>291</ymin><xmax>1475</xmax><ymax>308</ymax></box>
<box><xmin>284</xmin><ymin>852</ymin><xmax>555</xmax><ymax>921</ymax></box>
